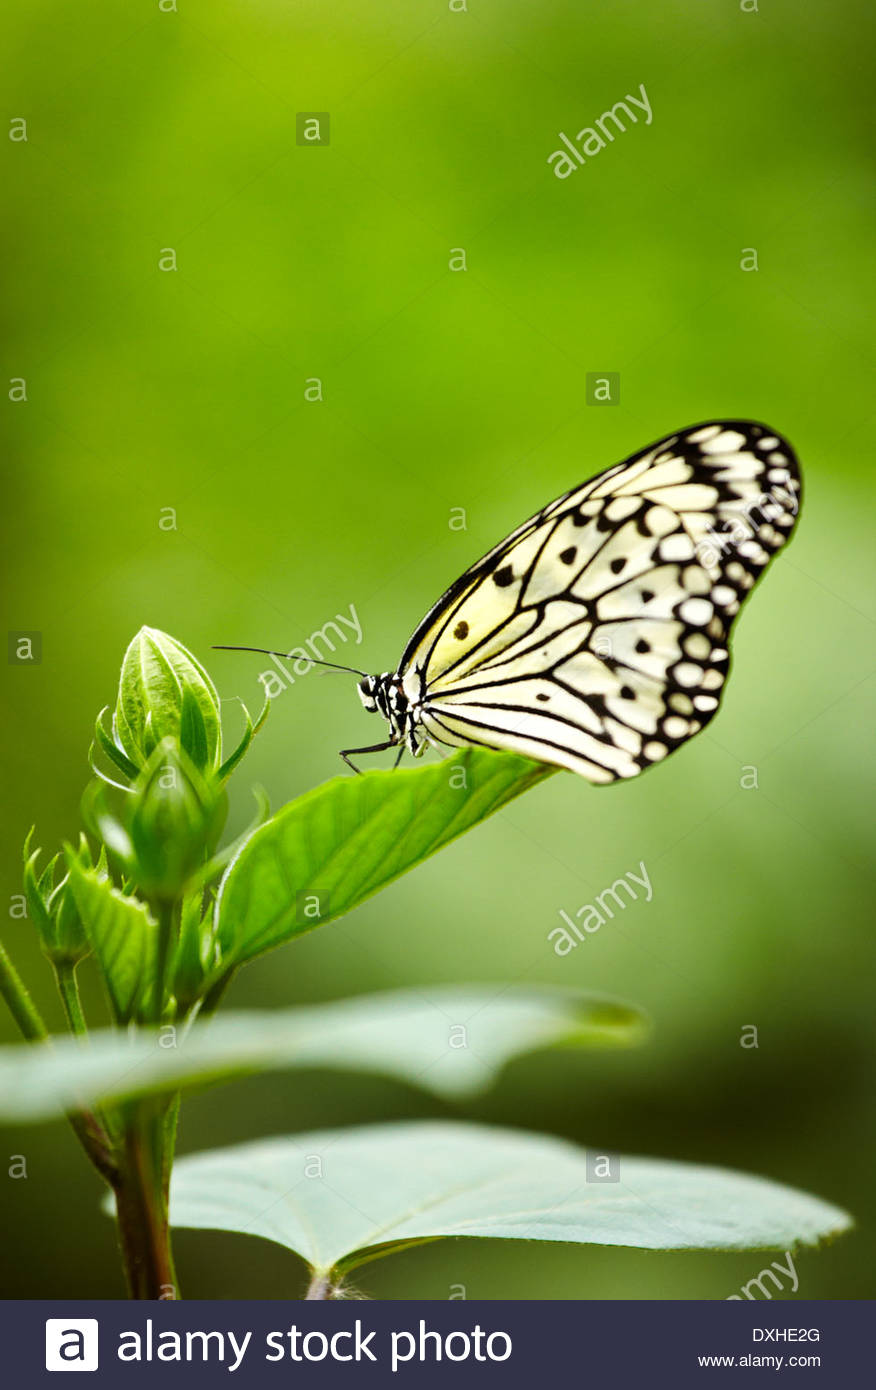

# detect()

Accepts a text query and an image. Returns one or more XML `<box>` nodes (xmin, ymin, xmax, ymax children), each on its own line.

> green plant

<box><xmin>0</xmin><ymin>627</ymin><xmax>851</xmax><ymax>1299</ymax></box>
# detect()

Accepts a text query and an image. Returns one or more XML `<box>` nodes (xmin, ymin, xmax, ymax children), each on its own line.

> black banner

<box><xmin>10</xmin><ymin>1298</ymin><xmax>871</xmax><ymax>1386</ymax></box>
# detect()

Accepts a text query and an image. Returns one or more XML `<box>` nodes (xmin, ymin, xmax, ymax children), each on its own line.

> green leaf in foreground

<box><xmin>216</xmin><ymin>749</ymin><xmax>554</xmax><ymax>965</ymax></box>
<box><xmin>0</xmin><ymin>985</ymin><xmax>645</xmax><ymax>1121</ymax></box>
<box><xmin>167</xmin><ymin>1121</ymin><xmax>854</xmax><ymax>1278</ymax></box>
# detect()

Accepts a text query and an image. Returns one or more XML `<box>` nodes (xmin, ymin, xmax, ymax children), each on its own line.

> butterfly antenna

<box><xmin>213</xmin><ymin>645</ymin><xmax>369</xmax><ymax>679</ymax></box>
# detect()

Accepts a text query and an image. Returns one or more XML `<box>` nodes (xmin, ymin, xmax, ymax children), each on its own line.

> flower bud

<box><xmin>23</xmin><ymin>832</ymin><xmax>92</xmax><ymax>966</ymax></box>
<box><xmin>127</xmin><ymin>740</ymin><xmax>225</xmax><ymax>902</ymax></box>
<box><xmin>113</xmin><ymin>627</ymin><xmax>222</xmax><ymax>775</ymax></box>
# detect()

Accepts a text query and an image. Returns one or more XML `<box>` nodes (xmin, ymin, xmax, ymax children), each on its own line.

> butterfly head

<box><xmin>358</xmin><ymin>671</ymin><xmax>406</xmax><ymax>719</ymax></box>
<box><xmin>357</xmin><ymin>671</ymin><xmax>419</xmax><ymax>744</ymax></box>
<box><xmin>357</xmin><ymin>674</ymin><xmax>381</xmax><ymax>714</ymax></box>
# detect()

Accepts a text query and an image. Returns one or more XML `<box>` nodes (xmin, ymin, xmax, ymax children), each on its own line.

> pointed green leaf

<box><xmin>0</xmin><ymin>986</ymin><xmax>643</xmax><ymax>1120</ymax></box>
<box><xmin>216</xmin><ymin>696</ymin><xmax>269</xmax><ymax>783</ymax></box>
<box><xmin>167</xmin><ymin>1121</ymin><xmax>854</xmax><ymax>1276</ymax></box>
<box><xmin>65</xmin><ymin>859</ymin><xmax>157</xmax><ymax>1024</ymax></box>
<box><xmin>23</xmin><ymin>852</ymin><xmax>54</xmax><ymax>945</ymax></box>
<box><xmin>93</xmin><ymin>708</ymin><xmax>140</xmax><ymax>782</ymax></box>
<box><xmin>179</xmin><ymin>686</ymin><xmax>210</xmax><ymax>772</ymax></box>
<box><xmin>217</xmin><ymin>749</ymin><xmax>555</xmax><ymax>965</ymax></box>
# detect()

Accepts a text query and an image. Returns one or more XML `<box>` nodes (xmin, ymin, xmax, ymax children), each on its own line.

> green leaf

<box><xmin>217</xmin><ymin>749</ymin><xmax>555</xmax><ymax>965</ymax></box>
<box><xmin>0</xmin><ymin>985</ymin><xmax>644</xmax><ymax>1120</ymax></box>
<box><xmin>65</xmin><ymin>859</ymin><xmax>157</xmax><ymax>1024</ymax></box>
<box><xmin>93</xmin><ymin>707</ymin><xmax>140</xmax><ymax>783</ymax></box>
<box><xmin>167</xmin><ymin>1121</ymin><xmax>854</xmax><ymax>1278</ymax></box>
<box><xmin>179</xmin><ymin>686</ymin><xmax>210</xmax><ymax>772</ymax></box>
<box><xmin>22</xmin><ymin>850</ymin><xmax>55</xmax><ymax>946</ymax></box>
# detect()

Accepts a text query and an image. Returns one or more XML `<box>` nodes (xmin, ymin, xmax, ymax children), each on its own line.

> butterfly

<box><xmin>220</xmin><ymin>421</ymin><xmax>801</xmax><ymax>782</ymax></box>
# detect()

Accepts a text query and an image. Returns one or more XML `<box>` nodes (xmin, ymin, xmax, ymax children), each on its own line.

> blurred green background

<box><xmin>2</xmin><ymin>0</ymin><xmax>874</xmax><ymax>1300</ymax></box>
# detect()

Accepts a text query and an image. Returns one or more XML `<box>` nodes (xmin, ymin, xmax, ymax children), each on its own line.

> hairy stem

<box><xmin>0</xmin><ymin>938</ymin><xmax>48</xmax><ymax>1041</ymax></box>
<box><xmin>69</xmin><ymin>1109</ymin><xmax>118</xmax><ymax>1186</ymax></box>
<box><xmin>152</xmin><ymin>901</ymin><xmax>176</xmax><ymax>1022</ymax></box>
<box><xmin>53</xmin><ymin>961</ymin><xmax>87</xmax><ymax>1036</ymax></box>
<box><xmin>161</xmin><ymin>1093</ymin><xmax>181</xmax><ymax>1204</ymax></box>
<box><xmin>51</xmin><ymin>960</ymin><xmax>122</xmax><ymax>1174</ymax></box>
<box><xmin>113</xmin><ymin>1100</ymin><xmax>179</xmax><ymax>1300</ymax></box>
<box><xmin>197</xmin><ymin>966</ymin><xmax>236</xmax><ymax>1021</ymax></box>
<box><xmin>305</xmin><ymin>1272</ymin><xmax>333</xmax><ymax>1300</ymax></box>
<box><xmin>0</xmin><ymin>939</ymin><xmax>117</xmax><ymax>1179</ymax></box>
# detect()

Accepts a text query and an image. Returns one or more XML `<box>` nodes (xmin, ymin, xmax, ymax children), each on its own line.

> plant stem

<box><xmin>114</xmin><ymin>896</ymin><xmax>183</xmax><ymax>1298</ymax></box>
<box><xmin>50</xmin><ymin>959</ymin><xmax>122</xmax><ymax>1174</ymax></box>
<box><xmin>161</xmin><ymin>1093</ymin><xmax>181</xmax><ymax>1201</ymax></box>
<box><xmin>0</xmin><ymin>938</ymin><xmax>48</xmax><ymax>1041</ymax></box>
<box><xmin>53</xmin><ymin>961</ymin><xmax>87</xmax><ymax>1036</ymax></box>
<box><xmin>113</xmin><ymin>1100</ymin><xmax>179</xmax><ymax>1299</ymax></box>
<box><xmin>197</xmin><ymin>967</ymin><xmax>236</xmax><ymax>1020</ymax></box>
<box><xmin>0</xmin><ymin>938</ymin><xmax>117</xmax><ymax>1182</ymax></box>
<box><xmin>305</xmin><ymin>1271</ymin><xmax>332</xmax><ymax>1300</ymax></box>
<box><xmin>152</xmin><ymin>901</ymin><xmax>176</xmax><ymax>1022</ymax></box>
<box><xmin>69</xmin><ymin>1110</ymin><xmax>118</xmax><ymax>1186</ymax></box>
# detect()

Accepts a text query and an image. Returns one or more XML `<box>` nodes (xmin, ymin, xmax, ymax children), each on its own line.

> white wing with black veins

<box><xmin>400</xmin><ymin>421</ymin><xmax>801</xmax><ymax>783</ymax></box>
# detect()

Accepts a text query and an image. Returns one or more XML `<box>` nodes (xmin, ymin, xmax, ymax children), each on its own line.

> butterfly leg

<box><xmin>338</xmin><ymin>739</ymin><xmax>397</xmax><ymax>775</ymax></box>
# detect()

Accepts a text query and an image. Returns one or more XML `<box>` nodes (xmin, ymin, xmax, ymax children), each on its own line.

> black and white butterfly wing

<box><xmin>401</xmin><ymin>422</ymin><xmax>801</xmax><ymax>783</ymax></box>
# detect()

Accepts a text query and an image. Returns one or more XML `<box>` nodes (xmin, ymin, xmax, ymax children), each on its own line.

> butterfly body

<box><xmin>357</xmin><ymin>669</ymin><xmax>425</xmax><ymax>756</ymax></box>
<box><xmin>349</xmin><ymin>421</ymin><xmax>801</xmax><ymax>783</ymax></box>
